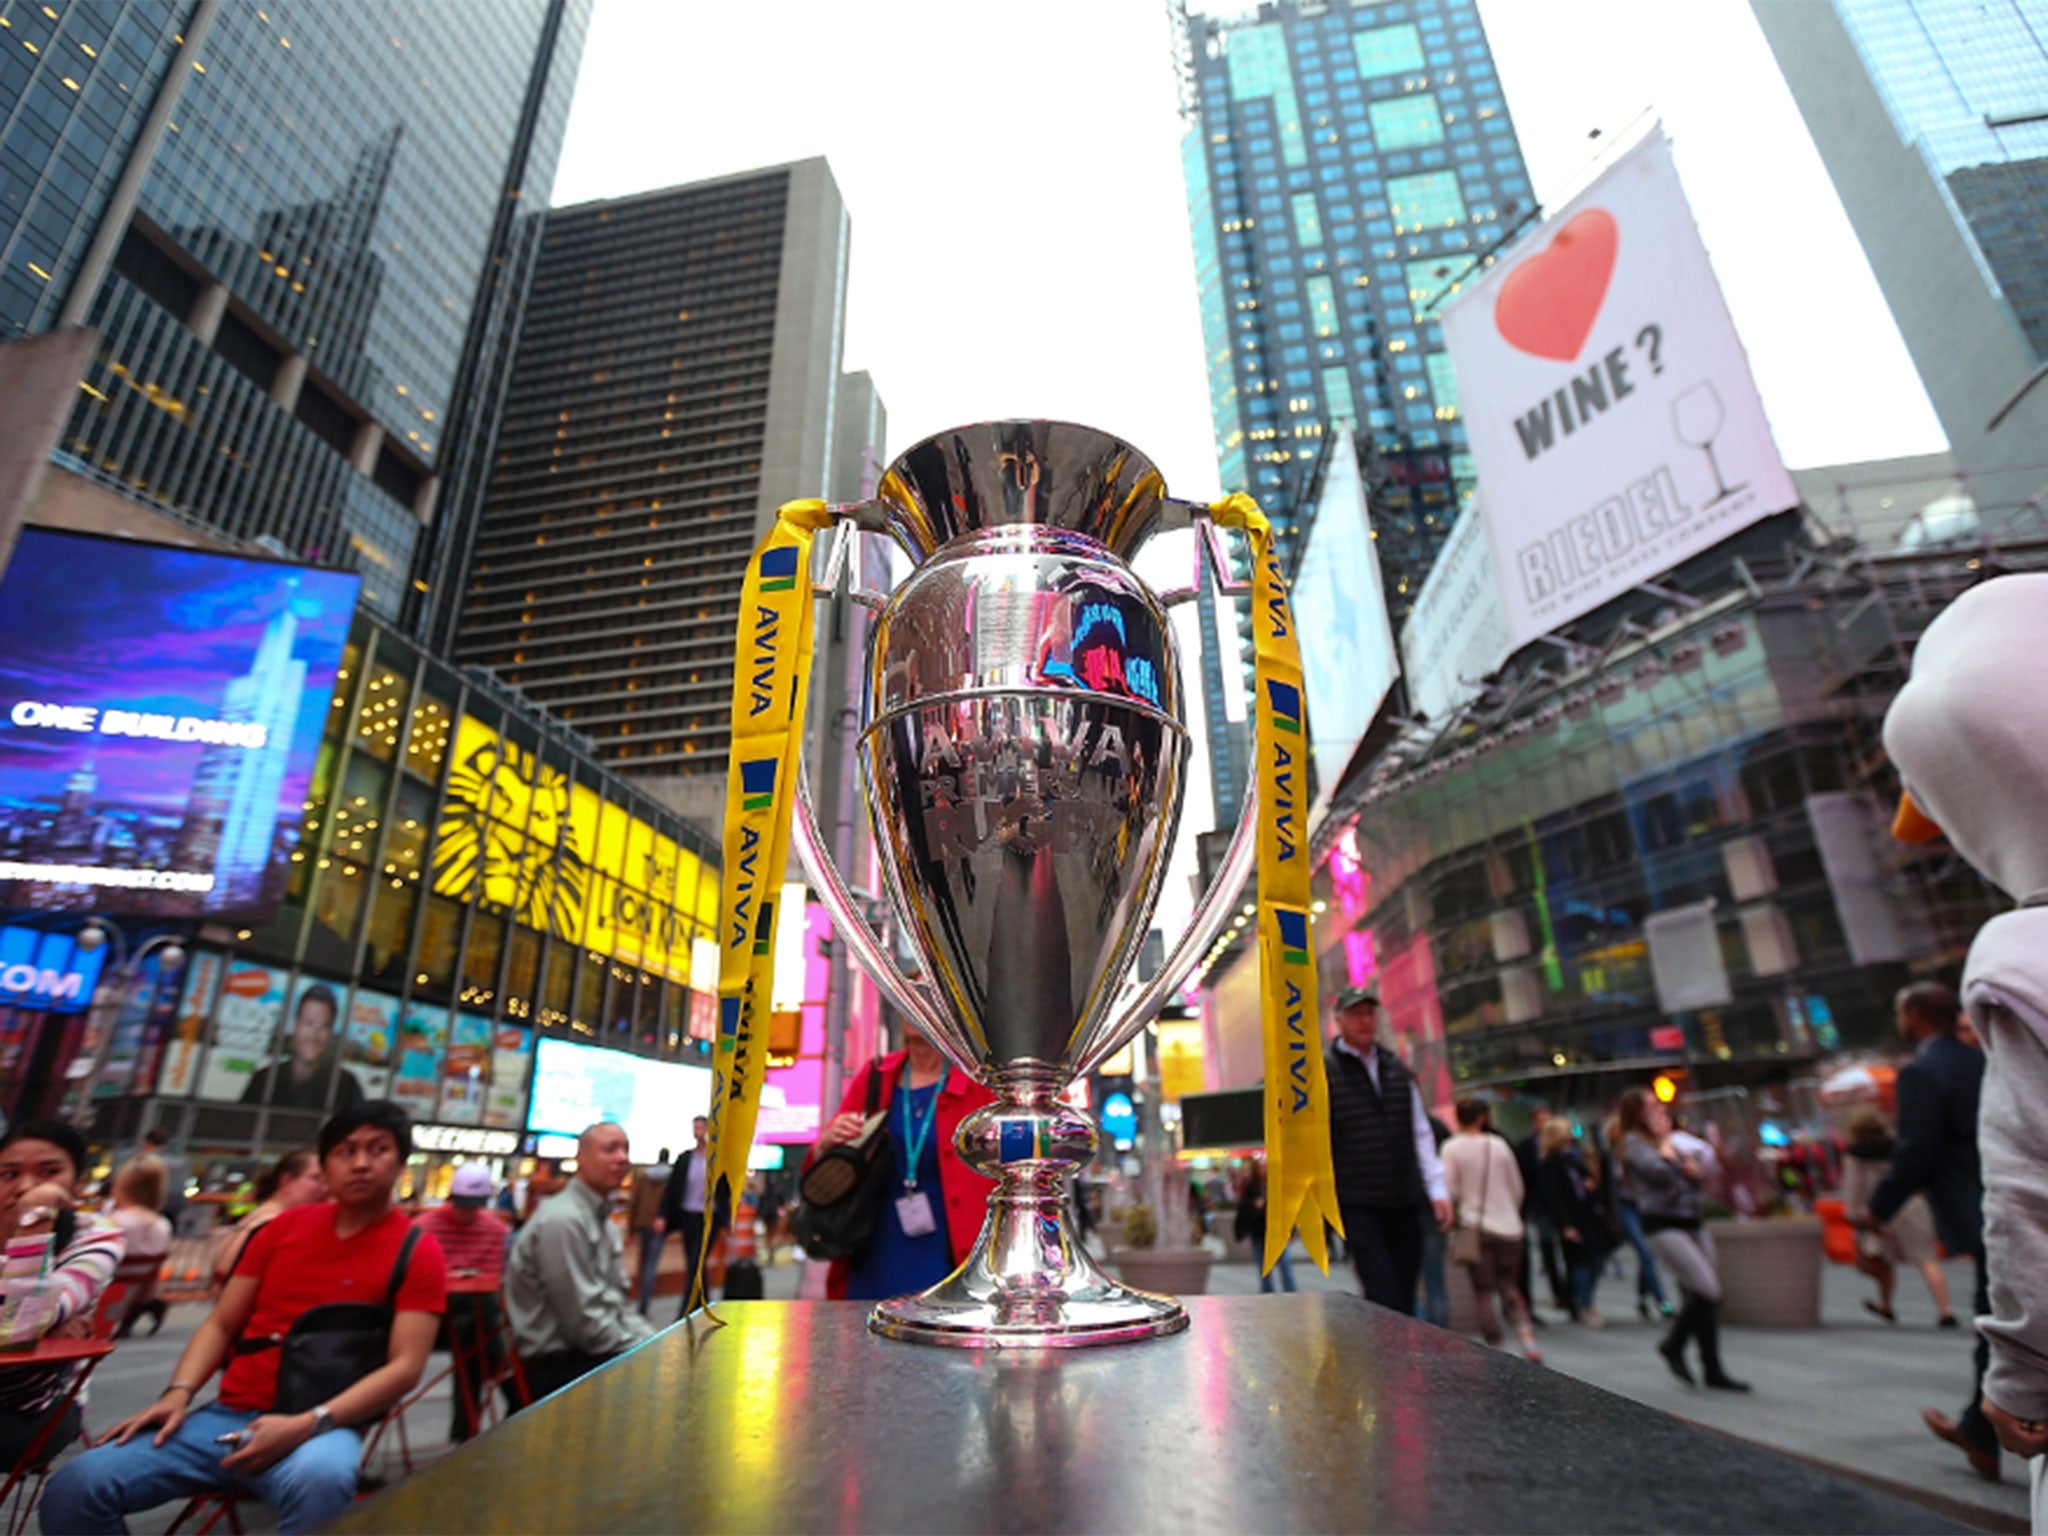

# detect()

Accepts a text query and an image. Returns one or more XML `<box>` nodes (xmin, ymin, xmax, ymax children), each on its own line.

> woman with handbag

<box><xmin>804</xmin><ymin>1027</ymin><xmax>995</xmax><ymax>1300</ymax></box>
<box><xmin>1440</xmin><ymin>1099</ymin><xmax>1540</xmax><ymax>1361</ymax></box>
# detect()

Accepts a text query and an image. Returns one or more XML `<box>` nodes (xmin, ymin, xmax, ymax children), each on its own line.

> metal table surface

<box><xmin>336</xmin><ymin>1295</ymin><xmax>1962</xmax><ymax>1535</ymax></box>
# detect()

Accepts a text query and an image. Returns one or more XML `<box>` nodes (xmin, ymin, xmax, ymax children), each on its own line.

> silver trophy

<box><xmin>794</xmin><ymin>420</ymin><xmax>1260</xmax><ymax>1348</ymax></box>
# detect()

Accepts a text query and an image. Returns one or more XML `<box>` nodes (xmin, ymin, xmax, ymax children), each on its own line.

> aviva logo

<box><xmin>719</xmin><ymin>995</ymin><xmax>741</xmax><ymax>1054</ymax></box>
<box><xmin>1277</xmin><ymin>907</ymin><xmax>1309</xmax><ymax>967</ymax></box>
<box><xmin>740</xmin><ymin>758</ymin><xmax>777</xmax><ymax>812</ymax></box>
<box><xmin>758</xmin><ymin>546</ymin><xmax>800</xmax><ymax>593</ymax></box>
<box><xmin>1266</xmin><ymin>678</ymin><xmax>1303</xmax><ymax>736</ymax></box>
<box><xmin>752</xmin><ymin>901</ymin><xmax>774</xmax><ymax>956</ymax></box>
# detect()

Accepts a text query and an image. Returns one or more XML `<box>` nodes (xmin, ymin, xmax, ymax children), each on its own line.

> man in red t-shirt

<box><xmin>44</xmin><ymin>1102</ymin><xmax>448</xmax><ymax>1535</ymax></box>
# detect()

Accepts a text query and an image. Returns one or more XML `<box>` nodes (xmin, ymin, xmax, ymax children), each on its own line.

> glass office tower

<box><xmin>0</xmin><ymin>0</ymin><xmax>590</xmax><ymax>622</ymax></box>
<box><xmin>1177</xmin><ymin>0</ymin><xmax>1533</xmax><ymax>823</ymax></box>
<box><xmin>1829</xmin><ymin>0</ymin><xmax>2048</xmax><ymax>360</ymax></box>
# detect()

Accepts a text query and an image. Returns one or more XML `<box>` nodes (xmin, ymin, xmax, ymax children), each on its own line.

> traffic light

<box><xmin>1652</xmin><ymin>1072</ymin><xmax>1680</xmax><ymax>1104</ymax></box>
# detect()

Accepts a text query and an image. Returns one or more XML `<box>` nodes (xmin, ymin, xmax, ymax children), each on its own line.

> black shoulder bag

<box><xmin>792</xmin><ymin>1058</ymin><xmax>894</xmax><ymax>1262</ymax></box>
<box><xmin>232</xmin><ymin>1225</ymin><xmax>424</xmax><ymax>1414</ymax></box>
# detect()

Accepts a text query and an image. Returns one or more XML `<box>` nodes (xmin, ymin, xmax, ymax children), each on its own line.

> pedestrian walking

<box><xmin>1839</xmin><ymin>1107</ymin><xmax>1955</xmax><ymax>1327</ymax></box>
<box><xmin>627</xmin><ymin>1147</ymin><xmax>672</xmax><ymax>1314</ymax></box>
<box><xmin>659</xmin><ymin>1120</ymin><xmax>716</xmax><ymax>1318</ymax></box>
<box><xmin>1416</xmin><ymin>1112</ymin><xmax>1452</xmax><ymax>1328</ymax></box>
<box><xmin>1515</xmin><ymin>1105</ymin><xmax>1571</xmax><ymax>1320</ymax></box>
<box><xmin>1539</xmin><ymin>1119</ymin><xmax>1608</xmax><ymax>1329</ymax></box>
<box><xmin>1603</xmin><ymin>1112</ymin><xmax>1672</xmax><ymax>1321</ymax></box>
<box><xmin>1324</xmin><ymin>986</ymin><xmax>1451</xmax><ymax>1313</ymax></box>
<box><xmin>1441</xmin><ymin>1099</ymin><xmax>1539</xmax><ymax>1361</ymax></box>
<box><xmin>1861</xmin><ymin>982</ymin><xmax>1999</xmax><ymax>1479</ymax></box>
<box><xmin>1616</xmin><ymin>1087</ymin><xmax>1749</xmax><ymax>1392</ymax></box>
<box><xmin>1234</xmin><ymin>1156</ymin><xmax>1296</xmax><ymax>1294</ymax></box>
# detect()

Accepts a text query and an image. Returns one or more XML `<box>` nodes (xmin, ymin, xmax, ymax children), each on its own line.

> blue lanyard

<box><xmin>898</xmin><ymin>1064</ymin><xmax>946</xmax><ymax>1192</ymax></box>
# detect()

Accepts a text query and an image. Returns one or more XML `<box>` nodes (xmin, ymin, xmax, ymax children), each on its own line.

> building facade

<box><xmin>1194</xmin><ymin>533</ymin><xmax>2040</xmax><ymax>1112</ymax></box>
<box><xmin>0</xmin><ymin>0</ymin><xmax>589</xmax><ymax>620</ymax></box>
<box><xmin>452</xmin><ymin>162</ymin><xmax>870</xmax><ymax>821</ymax></box>
<box><xmin>1176</xmin><ymin>0</ymin><xmax>1534</xmax><ymax>823</ymax></box>
<box><xmin>26</xmin><ymin>589</ymin><xmax>728</xmax><ymax>1163</ymax></box>
<box><xmin>1755</xmin><ymin>0</ymin><xmax>2048</xmax><ymax>523</ymax></box>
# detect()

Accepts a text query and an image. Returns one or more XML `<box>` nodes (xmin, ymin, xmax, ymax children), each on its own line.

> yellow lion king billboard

<box><xmin>431</xmin><ymin>715</ymin><xmax>716</xmax><ymax>985</ymax></box>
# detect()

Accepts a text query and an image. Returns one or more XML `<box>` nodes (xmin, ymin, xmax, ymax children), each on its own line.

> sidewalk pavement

<box><xmin>75</xmin><ymin>1245</ymin><xmax>2027</xmax><ymax>1533</ymax></box>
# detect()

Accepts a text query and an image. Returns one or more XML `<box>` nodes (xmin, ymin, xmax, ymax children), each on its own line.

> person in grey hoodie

<box><xmin>1886</xmin><ymin>573</ymin><xmax>2048</xmax><ymax>1528</ymax></box>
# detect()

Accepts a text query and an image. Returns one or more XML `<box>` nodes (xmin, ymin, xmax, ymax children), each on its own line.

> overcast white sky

<box><xmin>550</xmin><ymin>0</ymin><xmax>1948</xmax><ymax>939</ymax></box>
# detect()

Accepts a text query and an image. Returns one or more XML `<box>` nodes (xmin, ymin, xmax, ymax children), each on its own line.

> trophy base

<box><xmin>869</xmin><ymin>1241</ymin><xmax>1189</xmax><ymax>1350</ymax></box>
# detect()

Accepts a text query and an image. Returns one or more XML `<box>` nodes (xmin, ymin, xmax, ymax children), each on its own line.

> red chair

<box><xmin>90</xmin><ymin>1254</ymin><xmax>163</xmax><ymax>1341</ymax></box>
<box><xmin>0</xmin><ymin>1340</ymin><xmax>116</xmax><ymax>1536</ymax></box>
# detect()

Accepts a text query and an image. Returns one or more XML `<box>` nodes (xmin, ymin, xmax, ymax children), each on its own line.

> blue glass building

<box><xmin>1828</xmin><ymin>0</ymin><xmax>2048</xmax><ymax>361</ymax></box>
<box><xmin>0</xmin><ymin>0</ymin><xmax>590</xmax><ymax>625</ymax></box>
<box><xmin>1178</xmin><ymin>0</ymin><xmax>1533</xmax><ymax>823</ymax></box>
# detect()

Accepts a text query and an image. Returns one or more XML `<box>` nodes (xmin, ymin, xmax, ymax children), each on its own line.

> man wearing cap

<box><xmin>416</xmin><ymin>1164</ymin><xmax>512</xmax><ymax>1443</ymax></box>
<box><xmin>1325</xmin><ymin>986</ymin><xmax>1452</xmax><ymax>1313</ymax></box>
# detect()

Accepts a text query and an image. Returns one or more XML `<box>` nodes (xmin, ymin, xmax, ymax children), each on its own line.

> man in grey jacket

<box><xmin>507</xmin><ymin>1122</ymin><xmax>656</xmax><ymax>1403</ymax></box>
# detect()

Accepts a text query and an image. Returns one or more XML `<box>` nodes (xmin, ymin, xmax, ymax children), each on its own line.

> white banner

<box><xmin>1291</xmin><ymin>431</ymin><xmax>1399</xmax><ymax>811</ymax></box>
<box><xmin>1399</xmin><ymin>500</ymin><xmax>1512</xmax><ymax>721</ymax></box>
<box><xmin>1441</xmin><ymin>127</ymin><xmax>1796</xmax><ymax>647</ymax></box>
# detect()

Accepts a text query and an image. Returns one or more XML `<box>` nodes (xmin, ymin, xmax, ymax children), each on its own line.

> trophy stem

<box><xmin>868</xmin><ymin>1065</ymin><xmax>1190</xmax><ymax>1348</ymax></box>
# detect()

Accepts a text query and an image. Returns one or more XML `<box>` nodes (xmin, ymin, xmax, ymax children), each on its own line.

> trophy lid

<box><xmin>874</xmin><ymin>420</ymin><xmax>1170</xmax><ymax>562</ymax></box>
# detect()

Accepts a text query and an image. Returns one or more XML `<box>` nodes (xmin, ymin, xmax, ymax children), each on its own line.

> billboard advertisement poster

<box><xmin>526</xmin><ymin>1036</ymin><xmax>711</xmax><ymax>1156</ymax></box>
<box><xmin>392</xmin><ymin>1001</ymin><xmax>448</xmax><ymax>1118</ymax></box>
<box><xmin>194</xmin><ymin>960</ymin><xmax>289</xmax><ymax>1102</ymax></box>
<box><xmin>0</xmin><ymin>528</ymin><xmax>360</xmax><ymax>921</ymax></box>
<box><xmin>437</xmin><ymin>1013</ymin><xmax>493</xmax><ymax>1126</ymax></box>
<box><xmin>1400</xmin><ymin>501</ymin><xmax>1514</xmax><ymax>721</ymax></box>
<box><xmin>242</xmin><ymin>974</ymin><xmax>362</xmax><ymax>1110</ymax></box>
<box><xmin>1289</xmin><ymin>431</ymin><xmax>1400</xmax><ymax>813</ymax></box>
<box><xmin>1440</xmin><ymin>127</ymin><xmax>1796</xmax><ymax>648</ymax></box>
<box><xmin>341</xmin><ymin>987</ymin><xmax>398</xmax><ymax>1100</ymax></box>
<box><xmin>158</xmin><ymin>949</ymin><xmax>220</xmax><ymax>1098</ymax></box>
<box><xmin>485</xmin><ymin>1024</ymin><xmax>533</xmax><ymax>1130</ymax></box>
<box><xmin>90</xmin><ymin>953</ymin><xmax>178</xmax><ymax>1100</ymax></box>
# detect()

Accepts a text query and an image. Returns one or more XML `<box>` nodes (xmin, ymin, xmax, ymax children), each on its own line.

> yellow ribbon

<box><xmin>697</xmin><ymin>497</ymin><xmax>834</xmax><ymax>1312</ymax></box>
<box><xmin>1210</xmin><ymin>492</ymin><xmax>1344</xmax><ymax>1274</ymax></box>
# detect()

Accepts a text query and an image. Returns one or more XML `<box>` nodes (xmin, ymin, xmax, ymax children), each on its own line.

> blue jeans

<box><xmin>634</xmin><ymin>1226</ymin><xmax>667</xmax><ymax>1314</ymax></box>
<box><xmin>1260</xmin><ymin>1246</ymin><xmax>1299</xmax><ymax>1293</ymax></box>
<box><xmin>1416</xmin><ymin>1215</ymin><xmax>1449</xmax><ymax>1327</ymax></box>
<box><xmin>41</xmin><ymin>1402</ymin><xmax>363</xmax><ymax>1535</ymax></box>
<box><xmin>1616</xmin><ymin>1202</ymin><xmax>1667</xmax><ymax>1306</ymax></box>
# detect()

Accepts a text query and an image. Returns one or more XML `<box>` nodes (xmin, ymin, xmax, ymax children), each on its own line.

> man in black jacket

<box><xmin>1324</xmin><ymin>987</ymin><xmax>1451</xmax><ymax>1312</ymax></box>
<box><xmin>1866</xmin><ymin>981</ymin><xmax>1998</xmax><ymax>1480</ymax></box>
<box><xmin>658</xmin><ymin>1117</ymin><xmax>712</xmax><ymax>1319</ymax></box>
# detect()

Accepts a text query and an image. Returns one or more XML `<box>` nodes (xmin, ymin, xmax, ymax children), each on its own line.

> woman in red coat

<box><xmin>807</xmin><ymin>1028</ymin><xmax>995</xmax><ymax>1300</ymax></box>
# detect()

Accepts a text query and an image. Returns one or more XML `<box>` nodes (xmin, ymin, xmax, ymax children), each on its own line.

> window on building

<box><xmin>1307</xmin><ymin>274</ymin><xmax>1339</xmax><ymax>338</ymax></box>
<box><xmin>1353</xmin><ymin>23</ymin><xmax>1426</xmax><ymax>77</ymax></box>
<box><xmin>1388</xmin><ymin>171</ymin><xmax>1467</xmax><ymax>231</ymax></box>
<box><xmin>1425</xmin><ymin>352</ymin><xmax>1461</xmax><ymax>418</ymax></box>
<box><xmin>1369</xmin><ymin>94</ymin><xmax>1445</xmax><ymax>149</ymax></box>
<box><xmin>1291</xmin><ymin>191</ymin><xmax>1323</xmax><ymax>247</ymax></box>
<box><xmin>1322</xmin><ymin>366</ymin><xmax>1357</xmax><ymax>428</ymax></box>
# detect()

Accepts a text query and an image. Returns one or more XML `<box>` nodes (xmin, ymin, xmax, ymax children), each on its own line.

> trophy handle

<box><xmin>788</xmin><ymin>512</ymin><xmax>957</xmax><ymax>1045</ymax></box>
<box><xmin>1076</xmin><ymin>771</ymin><xmax>1258</xmax><ymax>1077</ymax></box>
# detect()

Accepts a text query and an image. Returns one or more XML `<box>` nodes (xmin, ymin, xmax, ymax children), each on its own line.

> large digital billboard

<box><xmin>0</xmin><ymin>529</ymin><xmax>359</xmax><ymax>920</ymax></box>
<box><xmin>429</xmin><ymin>715</ymin><xmax>716</xmax><ymax>983</ymax></box>
<box><xmin>1440</xmin><ymin>126</ymin><xmax>1797</xmax><ymax>647</ymax></box>
<box><xmin>1290</xmin><ymin>431</ymin><xmax>1399</xmax><ymax>815</ymax></box>
<box><xmin>1399</xmin><ymin>500</ymin><xmax>1513</xmax><ymax>722</ymax></box>
<box><xmin>526</xmin><ymin>1036</ymin><xmax>712</xmax><ymax>1157</ymax></box>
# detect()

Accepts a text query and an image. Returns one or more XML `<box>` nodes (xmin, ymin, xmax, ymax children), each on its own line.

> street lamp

<box><xmin>69</xmin><ymin>918</ymin><xmax>188</xmax><ymax>1130</ymax></box>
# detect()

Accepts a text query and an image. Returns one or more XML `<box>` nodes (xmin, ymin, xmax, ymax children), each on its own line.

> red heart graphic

<box><xmin>1493</xmin><ymin>208</ymin><xmax>1619</xmax><ymax>362</ymax></box>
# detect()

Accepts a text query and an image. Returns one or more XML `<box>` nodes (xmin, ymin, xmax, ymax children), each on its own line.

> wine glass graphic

<box><xmin>1672</xmin><ymin>381</ymin><xmax>1747</xmax><ymax>506</ymax></box>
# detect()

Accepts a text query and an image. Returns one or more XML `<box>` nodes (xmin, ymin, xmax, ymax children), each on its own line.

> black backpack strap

<box><xmin>863</xmin><ymin>1054</ymin><xmax>883</xmax><ymax>1116</ymax></box>
<box><xmin>383</xmin><ymin>1225</ymin><xmax>424</xmax><ymax>1311</ymax></box>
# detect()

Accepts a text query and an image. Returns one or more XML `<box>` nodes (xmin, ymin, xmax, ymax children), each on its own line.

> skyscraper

<box><xmin>452</xmin><ymin>161</ymin><xmax>875</xmax><ymax>825</ymax></box>
<box><xmin>0</xmin><ymin>0</ymin><xmax>590</xmax><ymax>620</ymax></box>
<box><xmin>1754</xmin><ymin>0</ymin><xmax>2048</xmax><ymax>521</ymax></box>
<box><xmin>1176</xmin><ymin>0</ymin><xmax>1534</xmax><ymax>823</ymax></box>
